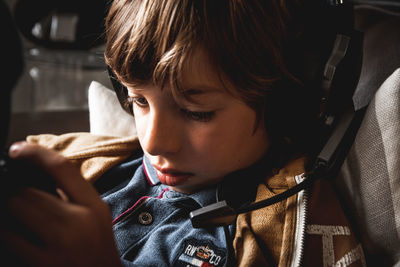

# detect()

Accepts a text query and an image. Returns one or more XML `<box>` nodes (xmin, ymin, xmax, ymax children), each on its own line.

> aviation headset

<box><xmin>107</xmin><ymin>0</ymin><xmax>400</xmax><ymax>228</ymax></box>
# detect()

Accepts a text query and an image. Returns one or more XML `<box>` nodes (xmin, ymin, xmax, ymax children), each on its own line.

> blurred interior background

<box><xmin>4</xmin><ymin>0</ymin><xmax>112</xmax><ymax>145</ymax></box>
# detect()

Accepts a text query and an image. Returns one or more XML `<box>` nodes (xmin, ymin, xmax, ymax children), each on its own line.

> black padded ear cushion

<box><xmin>107</xmin><ymin>66</ymin><xmax>132</xmax><ymax>115</ymax></box>
<box><xmin>285</xmin><ymin>3</ymin><xmax>362</xmax><ymax>118</ymax></box>
<box><xmin>269</xmin><ymin>2</ymin><xmax>363</xmax><ymax>156</ymax></box>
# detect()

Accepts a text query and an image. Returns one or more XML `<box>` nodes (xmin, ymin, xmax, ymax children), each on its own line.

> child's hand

<box><xmin>2</xmin><ymin>142</ymin><xmax>122</xmax><ymax>267</ymax></box>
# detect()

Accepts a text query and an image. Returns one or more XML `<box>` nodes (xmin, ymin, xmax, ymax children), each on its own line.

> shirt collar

<box><xmin>143</xmin><ymin>156</ymin><xmax>160</xmax><ymax>186</ymax></box>
<box><xmin>142</xmin><ymin>156</ymin><xmax>216</xmax><ymax>207</ymax></box>
<box><xmin>142</xmin><ymin>153</ymin><xmax>273</xmax><ymax>206</ymax></box>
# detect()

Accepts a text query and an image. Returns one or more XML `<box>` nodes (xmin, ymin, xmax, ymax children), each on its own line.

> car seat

<box><xmin>335</xmin><ymin>4</ymin><xmax>400</xmax><ymax>266</ymax></box>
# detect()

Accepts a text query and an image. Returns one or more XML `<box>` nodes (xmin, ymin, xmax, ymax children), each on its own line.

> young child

<box><xmin>4</xmin><ymin>0</ymin><xmax>366</xmax><ymax>266</ymax></box>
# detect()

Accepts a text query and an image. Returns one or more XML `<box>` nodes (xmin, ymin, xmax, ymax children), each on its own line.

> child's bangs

<box><xmin>105</xmin><ymin>0</ymin><xmax>201</xmax><ymax>96</ymax></box>
<box><xmin>153</xmin><ymin>41</ymin><xmax>198</xmax><ymax>99</ymax></box>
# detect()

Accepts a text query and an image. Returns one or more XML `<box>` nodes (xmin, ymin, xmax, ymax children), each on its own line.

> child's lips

<box><xmin>154</xmin><ymin>167</ymin><xmax>193</xmax><ymax>186</ymax></box>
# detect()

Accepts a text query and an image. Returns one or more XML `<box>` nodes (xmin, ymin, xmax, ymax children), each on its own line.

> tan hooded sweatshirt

<box><xmin>27</xmin><ymin>132</ymin><xmax>366</xmax><ymax>266</ymax></box>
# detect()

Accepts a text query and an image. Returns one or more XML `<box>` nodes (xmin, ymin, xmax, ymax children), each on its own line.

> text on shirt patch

<box><xmin>175</xmin><ymin>238</ymin><xmax>226</xmax><ymax>267</ymax></box>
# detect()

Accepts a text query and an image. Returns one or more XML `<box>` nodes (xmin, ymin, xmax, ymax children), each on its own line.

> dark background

<box><xmin>3</xmin><ymin>0</ymin><xmax>112</xmax><ymax>145</ymax></box>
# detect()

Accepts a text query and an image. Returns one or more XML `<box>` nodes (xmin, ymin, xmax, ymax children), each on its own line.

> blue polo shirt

<box><xmin>96</xmin><ymin>154</ymin><xmax>231</xmax><ymax>266</ymax></box>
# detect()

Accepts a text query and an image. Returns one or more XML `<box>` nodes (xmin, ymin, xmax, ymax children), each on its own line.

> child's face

<box><xmin>127</xmin><ymin>49</ymin><xmax>270</xmax><ymax>194</ymax></box>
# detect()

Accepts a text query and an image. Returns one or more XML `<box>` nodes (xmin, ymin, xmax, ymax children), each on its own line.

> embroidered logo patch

<box><xmin>174</xmin><ymin>238</ymin><xmax>226</xmax><ymax>267</ymax></box>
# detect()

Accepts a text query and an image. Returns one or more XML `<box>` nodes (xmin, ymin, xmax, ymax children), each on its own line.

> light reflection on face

<box><xmin>127</xmin><ymin>49</ymin><xmax>270</xmax><ymax>194</ymax></box>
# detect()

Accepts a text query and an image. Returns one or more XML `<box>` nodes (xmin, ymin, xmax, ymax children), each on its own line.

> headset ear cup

<box><xmin>279</xmin><ymin>3</ymin><xmax>363</xmax><ymax>157</ymax></box>
<box><xmin>263</xmin><ymin>78</ymin><xmax>322</xmax><ymax>167</ymax></box>
<box><xmin>324</xmin><ymin>31</ymin><xmax>363</xmax><ymax>117</ymax></box>
<box><xmin>107</xmin><ymin>67</ymin><xmax>133</xmax><ymax>115</ymax></box>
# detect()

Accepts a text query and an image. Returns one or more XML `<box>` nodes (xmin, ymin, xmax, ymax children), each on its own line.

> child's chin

<box><xmin>168</xmin><ymin>181</ymin><xmax>217</xmax><ymax>195</ymax></box>
<box><xmin>167</xmin><ymin>181</ymin><xmax>204</xmax><ymax>195</ymax></box>
<box><xmin>168</xmin><ymin>185</ymin><xmax>194</xmax><ymax>194</ymax></box>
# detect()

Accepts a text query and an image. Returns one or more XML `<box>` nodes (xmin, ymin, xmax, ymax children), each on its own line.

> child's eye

<box><xmin>180</xmin><ymin>109</ymin><xmax>215</xmax><ymax>122</ymax></box>
<box><xmin>131</xmin><ymin>97</ymin><xmax>148</xmax><ymax>107</ymax></box>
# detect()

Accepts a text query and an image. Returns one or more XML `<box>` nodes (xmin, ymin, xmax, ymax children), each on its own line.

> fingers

<box><xmin>8</xmin><ymin>142</ymin><xmax>100</xmax><ymax>207</ymax></box>
<box><xmin>7</xmin><ymin>188</ymin><xmax>70</xmax><ymax>242</ymax></box>
<box><xmin>6</xmin><ymin>188</ymin><xmax>108</xmax><ymax>249</ymax></box>
<box><xmin>4</xmin><ymin>143</ymin><xmax>119</xmax><ymax>267</ymax></box>
<box><xmin>0</xmin><ymin>230</ymin><xmax>45</xmax><ymax>266</ymax></box>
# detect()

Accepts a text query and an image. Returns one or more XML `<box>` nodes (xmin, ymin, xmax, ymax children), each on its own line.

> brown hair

<box><xmin>105</xmin><ymin>0</ymin><xmax>294</xmax><ymax>101</ymax></box>
<box><xmin>105</xmin><ymin>0</ymin><xmax>325</xmax><ymax>158</ymax></box>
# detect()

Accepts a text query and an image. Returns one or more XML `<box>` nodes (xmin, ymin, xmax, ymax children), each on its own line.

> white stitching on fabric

<box><xmin>306</xmin><ymin>225</ymin><xmax>366</xmax><ymax>267</ymax></box>
<box><xmin>334</xmin><ymin>244</ymin><xmax>366</xmax><ymax>267</ymax></box>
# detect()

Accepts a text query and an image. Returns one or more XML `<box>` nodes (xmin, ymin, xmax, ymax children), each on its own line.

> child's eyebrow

<box><xmin>182</xmin><ymin>85</ymin><xmax>223</xmax><ymax>96</ymax></box>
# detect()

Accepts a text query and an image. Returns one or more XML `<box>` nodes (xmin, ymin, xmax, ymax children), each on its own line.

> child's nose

<box><xmin>141</xmin><ymin>111</ymin><xmax>181</xmax><ymax>156</ymax></box>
